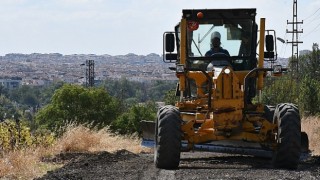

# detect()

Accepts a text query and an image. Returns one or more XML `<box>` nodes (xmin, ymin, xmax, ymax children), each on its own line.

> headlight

<box><xmin>176</xmin><ymin>64</ymin><xmax>185</xmax><ymax>73</ymax></box>
<box><xmin>224</xmin><ymin>68</ymin><xmax>231</xmax><ymax>74</ymax></box>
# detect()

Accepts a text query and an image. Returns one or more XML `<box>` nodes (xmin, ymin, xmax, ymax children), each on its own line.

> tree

<box><xmin>103</xmin><ymin>78</ymin><xmax>177</xmax><ymax>103</ymax></box>
<box><xmin>164</xmin><ymin>89</ymin><xmax>178</xmax><ymax>106</ymax></box>
<box><xmin>299</xmin><ymin>47</ymin><xmax>320</xmax><ymax>81</ymax></box>
<box><xmin>262</xmin><ymin>44</ymin><xmax>320</xmax><ymax>115</ymax></box>
<box><xmin>38</xmin><ymin>82</ymin><xmax>65</xmax><ymax>105</ymax></box>
<box><xmin>35</xmin><ymin>84</ymin><xmax>120</xmax><ymax>130</ymax></box>
<box><xmin>111</xmin><ymin>102</ymin><xmax>157</xmax><ymax>134</ymax></box>
<box><xmin>299</xmin><ymin>76</ymin><xmax>320</xmax><ymax>115</ymax></box>
<box><xmin>297</xmin><ymin>46</ymin><xmax>320</xmax><ymax>115</ymax></box>
<box><xmin>0</xmin><ymin>95</ymin><xmax>21</xmax><ymax>121</ymax></box>
<box><xmin>0</xmin><ymin>85</ymin><xmax>9</xmax><ymax>97</ymax></box>
<box><xmin>262</xmin><ymin>75</ymin><xmax>298</xmax><ymax>106</ymax></box>
<box><xmin>22</xmin><ymin>93</ymin><xmax>39</xmax><ymax>107</ymax></box>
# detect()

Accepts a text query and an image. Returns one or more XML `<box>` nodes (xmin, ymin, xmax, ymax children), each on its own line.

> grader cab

<box><xmin>141</xmin><ymin>8</ymin><xmax>309</xmax><ymax>170</ymax></box>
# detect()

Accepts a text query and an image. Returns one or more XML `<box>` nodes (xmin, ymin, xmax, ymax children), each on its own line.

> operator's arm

<box><xmin>205</xmin><ymin>50</ymin><xmax>212</xmax><ymax>57</ymax></box>
<box><xmin>223</xmin><ymin>49</ymin><xmax>230</xmax><ymax>56</ymax></box>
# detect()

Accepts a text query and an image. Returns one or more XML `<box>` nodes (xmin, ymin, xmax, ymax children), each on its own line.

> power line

<box><xmin>303</xmin><ymin>11</ymin><xmax>320</xmax><ymax>27</ymax></box>
<box><xmin>301</xmin><ymin>7</ymin><xmax>320</xmax><ymax>38</ymax></box>
<box><xmin>303</xmin><ymin>7</ymin><xmax>320</xmax><ymax>21</ymax></box>
<box><xmin>303</xmin><ymin>22</ymin><xmax>320</xmax><ymax>38</ymax></box>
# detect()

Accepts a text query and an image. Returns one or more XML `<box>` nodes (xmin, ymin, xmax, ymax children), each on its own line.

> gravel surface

<box><xmin>36</xmin><ymin>150</ymin><xmax>320</xmax><ymax>180</ymax></box>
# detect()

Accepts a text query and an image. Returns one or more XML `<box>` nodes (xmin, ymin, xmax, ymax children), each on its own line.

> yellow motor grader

<box><xmin>141</xmin><ymin>8</ymin><xmax>309</xmax><ymax>170</ymax></box>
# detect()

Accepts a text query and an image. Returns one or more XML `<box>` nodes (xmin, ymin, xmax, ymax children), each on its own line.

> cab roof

<box><xmin>182</xmin><ymin>9</ymin><xmax>256</xmax><ymax>20</ymax></box>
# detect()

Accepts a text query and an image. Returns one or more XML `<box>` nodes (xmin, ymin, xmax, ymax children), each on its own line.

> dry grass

<box><xmin>0</xmin><ymin>147</ymin><xmax>61</xmax><ymax>179</ymax></box>
<box><xmin>0</xmin><ymin>149</ymin><xmax>38</xmax><ymax>179</ymax></box>
<box><xmin>0</xmin><ymin>124</ymin><xmax>150</xmax><ymax>179</ymax></box>
<box><xmin>302</xmin><ymin>116</ymin><xmax>320</xmax><ymax>155</ymax></box>
<box><xmin>54</xmin><ymin>124</ymin><xmax>150</xmax><ymax>154</ymax></box>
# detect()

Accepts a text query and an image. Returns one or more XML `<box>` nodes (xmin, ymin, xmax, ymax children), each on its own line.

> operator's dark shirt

<box><xmin>205</xmin><ymin>48</ymin><xmax>230</xmax><ymax>57</ymax></box>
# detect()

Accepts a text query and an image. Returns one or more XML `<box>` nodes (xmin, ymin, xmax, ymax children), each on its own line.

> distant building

<box><xmin>0</xmin><ymin>79</ymin><xmax>21</xmax><ymax>89</ymax></box>
<box><xmin>21</xmin><ymin>78</ymin><xmax>51</xmax><ymax>87</ymax></box>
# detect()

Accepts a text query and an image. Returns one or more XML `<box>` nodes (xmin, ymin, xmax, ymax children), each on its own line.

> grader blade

<box><xmin>142</xmin><ymin>139</ymin><xmax>311</xmax><ymax>160</ymax></box>
<box><xmin>141</xmin><ymin>120</ymin><xmax>155</xmax><ymax>141</ymax></box>
<box><xmin>142</xmin><ymin>138</ymin><xmax>273</xmax><ymax>158</ymax></box>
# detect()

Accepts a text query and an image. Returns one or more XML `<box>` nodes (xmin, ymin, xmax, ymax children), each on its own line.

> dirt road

<box><xmin>36</xmin><ymin>150</ymin><xmax>320</xmax><ymax>180</ymax></box>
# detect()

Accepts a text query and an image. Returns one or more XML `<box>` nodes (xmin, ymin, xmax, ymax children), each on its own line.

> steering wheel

<box><xmin>209</xmin><ymin>53</ymin><xmax>231</xmax><ymax>66</ymax></box>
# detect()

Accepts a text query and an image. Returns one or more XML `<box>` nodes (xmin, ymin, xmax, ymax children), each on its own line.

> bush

<box><xmin>35</xmin><ymin>84</ymin><xmax>120</xmax><ymax>130</ymax></box>
<box><xmin>0</xmin><ymin>120</ymin><xmax>54</xmax><ymax>151</ymax></box>
<box><xmin>111</xmin><ymin>102</ymin><xmax>157</xmax><ymax>134</ymax></box>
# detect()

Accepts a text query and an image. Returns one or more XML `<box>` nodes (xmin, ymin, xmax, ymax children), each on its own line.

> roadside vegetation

<box><xmin>262</xmin><ymin>45</ymin><xmax>320</xmax><ymax>116</ymax></box>
<box><xmin>0</xmin><ymin>123</ymin><xmax>149</xmax><ymax>179</ymax></box>
<box><xmin>0</xmin><ymin>79</ymin><xmax>174</xmax><ymax>179</ymax></box>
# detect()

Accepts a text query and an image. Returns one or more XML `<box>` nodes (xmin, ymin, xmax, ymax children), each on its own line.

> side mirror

<box><xmin>165</xmin><ymin>33</ymin><xmax>175</xmax><ymax>52</ymax></box>
<box><xmin>265</xmin><ymin>35</ymin><xmax>274</xmax><ymax>52</ymax></box>
<box><xmin>264</xmin><ymin>34</ymin><xmax>275</xmax><ymax>59</ymax></box>
<box><xmin>163</xmin><ymin>32</ymin><xmax>177</xmax><ymax>62</ymax></box>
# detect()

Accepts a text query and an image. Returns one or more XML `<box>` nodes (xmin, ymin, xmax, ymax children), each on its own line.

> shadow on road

<box><xmin>179</xmin><ymin>154</ymin><xmax>272</xmax><ymax>170</ymax></box>
<box><xmin>179</xmin><ymin>152</ymin><xmax>320</xmax><ymax>171</ymax></box>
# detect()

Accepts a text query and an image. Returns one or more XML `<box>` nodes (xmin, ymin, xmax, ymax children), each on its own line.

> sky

<box><xmin>0</xmin><ymin>0</ymin><xmax>319</xmax><ymax>58</ymax></box>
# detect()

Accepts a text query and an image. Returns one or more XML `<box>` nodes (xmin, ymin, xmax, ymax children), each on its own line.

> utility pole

<box><xmin>286</xmin><ymin>0</ymin><xmax>303</xmax><ymax>76</ymax></box>
<box><xmin>85</xmin><ymin>60</ymin><xmax>95</xmax><ymax>87</ymax></box>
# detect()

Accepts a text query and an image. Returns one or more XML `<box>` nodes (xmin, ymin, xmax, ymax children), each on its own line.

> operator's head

<box><xmin>211</xmin><ymin>31</ymin><xmax>221</xmax><ymax>48</ymax></box>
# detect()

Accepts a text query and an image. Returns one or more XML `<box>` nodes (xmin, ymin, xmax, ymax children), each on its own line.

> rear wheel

<box><xmin>154</xmin><ymin>105</ymin><xmax>181</xmax><ymax>169</ymax></box>
<box><xmin>272</xmin><ymin>103</ymin><xmax>301</xmax><ymax>169</ymax></box>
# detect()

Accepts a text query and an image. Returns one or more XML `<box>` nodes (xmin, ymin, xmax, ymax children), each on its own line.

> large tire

<box><xmin>154</xmin><ymin>105</ymin><xmax>181</xmax><ymax>169</ymax></box>
<box><xmin>272</xmin><ymin>103</ymin><xmax>301</xmax><ymax>169</ymax></box>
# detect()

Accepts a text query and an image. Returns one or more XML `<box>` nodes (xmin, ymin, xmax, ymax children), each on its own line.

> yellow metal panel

<box><xmin>212</xmin><ymin>110</ymin><xmax>242</xmax><ymax>129</ymax></box>
<box><xmin>212</xmin><ymin>99</ymin><xmax>243</xmax><ymax>109</ymax></box>
<box><xmin>234</xmin><ymin>71</ymin><xmax>250</xmax><ymax>85</ymax></box>
<box><xmin>222</xmin><ymin>73</ymin><xmax>232</xmax><ymax>99</ymax></box>
<box><xmin>196</xmin><ymin>113</ymin><xmax>206</xmax><ymax>120</ymax></box>
<box><xmin>181</xmin><ymin>113</ymin><xmax>275</xmax><ymax>144</ymax></box>
<box><xmin>180</xmin><ymin>19</ymin><xmax>187</xmax><ymax>65</ymax></box>
<box><xmin>213</xmin><ymin>68</ymin><xmax>244</xmax><ymax>100</ymax></box>
<box><xmin>178</xmin><ymin>19</ymin><xmax>187</xmax><ymax>92</ymax></box>
<box><xmin>258</xmin><ymin>18</ymin><xmax>265</xmax><ymax>90</ymax></box>
<box><xmin>179</xmin><ymin>75</ymin><xmax>186</xmax><ymax>91</ymax></box>
<box><xmin>232</xmin><ymin>73</ymin><xmax>241</xmax><ymax>99</ymax></box>
<box><xmin>187</xmin><ymin>71</ymin><xmax>210</xmax><ymax>97</ymax></box>
<box><xmin>181</xmin><ymin>113</ymin><xmax>196</xmax><ymax>122</ymax></box>
<box><xmin>186</xmin><ymin>131</ymin><xmax>263</xmax><ymax>144</ymax></box>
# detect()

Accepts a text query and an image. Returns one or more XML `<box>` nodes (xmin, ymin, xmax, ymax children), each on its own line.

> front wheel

<box><xmin>272</xmin><ymin>103</ymin><xmax>301</xmax><ymax>169</ymax></box>
<box><xmin>154</xmin><ymin>105</ymin><xmax>181</xmax><ymax>169</ymax></box>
